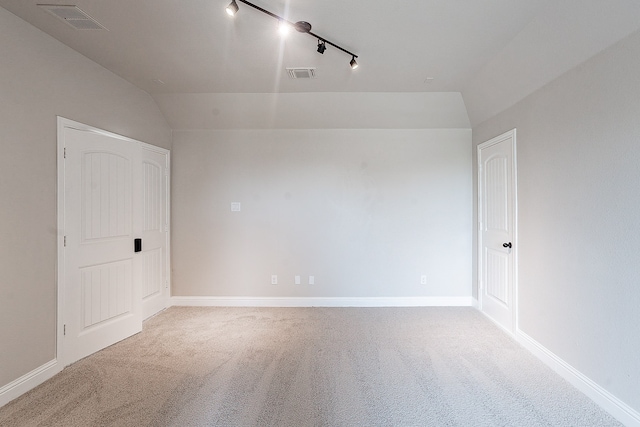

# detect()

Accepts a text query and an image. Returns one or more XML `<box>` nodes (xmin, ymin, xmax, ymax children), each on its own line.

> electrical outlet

<box><xmin>420</xmin><ymin>275</ymin><xmax>427</xmax><ymax>285</ymax></box>
<box><xmin>295</xmin><ymin>275</ymin><xmax>301</xmax><ymax>285</ymax></box>
<box><xmin>308</xmin><ymin>275</ymin><xmax>315</xmax><ymax>285</ymax></box>
<box><xmin>271</xmin><ymin>275</ymin><xmax>278</xmax><ymax>285</ymax></box>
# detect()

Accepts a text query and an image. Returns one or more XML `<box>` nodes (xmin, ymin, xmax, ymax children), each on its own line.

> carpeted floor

<box><xmin>0</xmin><ymin>307</ymin><xmax>622</xmax><ymax>426</ymax></box>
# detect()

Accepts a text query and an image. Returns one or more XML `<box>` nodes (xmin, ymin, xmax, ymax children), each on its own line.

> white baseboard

<box><xmin>0</xmin><ymin>359</ymin><xmax>61</xmax><ymax>408</ymax></box>
<box><xmin>477</xmin><ymin>308</ymin><xmax>516</xmax><ymax>337</ymax></box>
<box><xmin>516</xmin><ymin>329</ymin><xmax>640</xmax><ymax>427</ymax></box>
<box><xmin>170</xmin><ymin>296</ymin><xmax>473</xmax><ymax>308</ymax></box>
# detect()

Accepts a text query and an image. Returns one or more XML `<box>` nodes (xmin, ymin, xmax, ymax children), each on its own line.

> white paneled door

<box><xmin>140</xmin><ymin>146</ymin><xmax>170</xmax><ymax>320</ymax></box>
<box><xmin>478</xmin><ymin>130</ymin><xmax>516</xmax><ymax>333</ymax></box>
<box><xmin>64</xmin><ymin>128</ymin><xmax>141</xmax><ymax>364</ymax></box>
<box><xmin>61</xmin><ymin>121</ymin><xmax>169</xmax><ymax>366</ymax></box>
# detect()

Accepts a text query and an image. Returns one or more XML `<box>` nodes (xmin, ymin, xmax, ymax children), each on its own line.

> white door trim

<box><xmin>56</xmin><ymin>117</ymin><xmax>170</xmax><ymax>367</ymax></box>
<box><xmin>477</xmin><ymin>128</ymin><xmax>518</xmax><ymax>335</ymax></box>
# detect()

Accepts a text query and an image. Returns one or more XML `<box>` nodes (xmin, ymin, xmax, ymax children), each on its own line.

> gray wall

<box><xmin>472</xmin><ymin>29</ymin><xmax>640</xmax><ymax>412</ymax></box>
<box><xmin>172</xmin><ymin>129</ymin><xmax>471</xmax><ymax>299</ymax></box>
<box><xmin>0</xmin><ymin>8</ymin><xmax>171</xmax><ymax>388</ymax></box>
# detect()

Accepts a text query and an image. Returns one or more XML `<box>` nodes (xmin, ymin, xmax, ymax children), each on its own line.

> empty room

<box><xmin>0</xmin><ymin>0</ymin><xmax>639</xmax><ymax>425</ymax></box>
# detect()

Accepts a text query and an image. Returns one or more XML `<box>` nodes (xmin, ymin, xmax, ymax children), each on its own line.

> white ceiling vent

<box><xmin>38</xmin><ymin>4</ymin><xmax>107</xmax><ymax>30</ymax></box>
<box><xmin>286</xmin><ymin>68</ymin><xmax>316</xmax><ymax>79</ymax></box>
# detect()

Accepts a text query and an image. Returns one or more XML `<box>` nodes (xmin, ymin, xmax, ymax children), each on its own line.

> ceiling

<box><xmin>2</xmin><ymin>0</ymin><xmax>640</xmax><ymax>127</ymax></box>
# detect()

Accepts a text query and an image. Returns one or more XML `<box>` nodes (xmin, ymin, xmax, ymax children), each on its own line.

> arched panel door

<box><xmin>61</xmin><ymin>121</ymin><xmax>170</xmax><ymax>365</ymax></box>
<box><xmin>140</xmin><ymin>147</ymin><xmax>170</xmax><ymax>320</ymax></box>
<box><xmin>478</xmin><ymin>129</ymin><xmax>516</xmax><ymax>333</ymax></box>
<box><xmin>64</xmin><ymin>127</ymin><xmax>142</xmax><ymax>364</ymax></box>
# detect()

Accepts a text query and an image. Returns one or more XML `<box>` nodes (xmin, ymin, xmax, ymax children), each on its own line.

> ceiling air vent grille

<box><xmin>38</xmin><ymin>4</ymin><xmax>107</xmax><ymax>30</ymax></box>
<box><xmin>286</xmin><ymin>68</ymin><xmax>316</xmax><ymax>79</ymax></box>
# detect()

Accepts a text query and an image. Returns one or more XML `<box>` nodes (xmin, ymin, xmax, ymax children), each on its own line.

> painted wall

<box><xmin>0</xmin><ymin>7</ymin><xmax>171</xmax><ymax>390</ymax></box>
<box><xmin>152</xmin><ymin>92</ymin><xmax>471</xmax><ymax>130</ymax></box>
<box><xmin>472</xmin><ymin>29</ymin><xmax>640</xmax><ymax>413</ymax></box>
<box><xmin>172</xmin><ymin>129</ymin><xmax>471</xmax><ymax>300</ymax></box>
<box><xmin>462</xmin><ymin>0</ymin><xmax>640</xmax><ymax>127</ymax></box>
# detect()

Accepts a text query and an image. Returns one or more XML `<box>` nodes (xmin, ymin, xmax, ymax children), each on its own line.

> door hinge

<box><xmin>64</xmin><ymin>236</ymin><xmax>67</xmax><ymax>247</ymax></box>
<box><xmin>63</xmin><ymin>324</ymin><xmax>66</xmax><ymax>336</ymax></box>
<box><xmin>165</xmin><ymin>279</ymin><xmax>169</xmax><ymax>289</ymax></box>
<box><xmin>164</xmin><ymin>168</ymin><xmax>169</xmax><ymax>177</ymax></box>
<box><xmin>63</xmin><ymin>147</ymin><xmax>66</xmax><ymax>158</ymax></box>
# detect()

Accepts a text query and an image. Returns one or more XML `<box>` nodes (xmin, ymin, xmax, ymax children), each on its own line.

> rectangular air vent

<box><xmin>286</xmin><ymin>68</ymin><xmax>316</xmax><ymax>79</ymax></box>
<box><xmin>38</xmin><ymin>4</ymin><xmax>107</xmax><ymax>30</ymax></box>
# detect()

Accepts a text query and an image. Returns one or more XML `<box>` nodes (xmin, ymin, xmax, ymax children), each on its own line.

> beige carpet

<box><xmin>0</xmin><ymin>307</ymin><xmax>621</xmax><ymax>426</ymax></box>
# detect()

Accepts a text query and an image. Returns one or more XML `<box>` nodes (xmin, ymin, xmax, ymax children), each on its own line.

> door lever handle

<box><xmin>503</xmin><ymin>242</ymin><xmax>512</xmax><ymax>248</ymax></box>
<box><xmin>134</xmin><ymin>238</ymin><xmax>142</xmax><ymax>253</ymax></box>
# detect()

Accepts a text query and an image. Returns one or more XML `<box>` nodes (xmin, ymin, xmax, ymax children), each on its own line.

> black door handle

<box><xmin>503</xmin><ymin>242</ymin><xmax>512</xmax><ymax>248</ymax></box>
<box><xmin>134</xmin><ymin>238</ymin><xmax>142</xmax><ymax>253</ymax></box>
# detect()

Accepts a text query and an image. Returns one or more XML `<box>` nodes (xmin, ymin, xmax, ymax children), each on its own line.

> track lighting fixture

<box><xmin>317</xmin><ymin>40</ymin><xmax>326</xmax><ymax>54</ymax></box>
<box><xmin>225</xmin><ymin>0</ymin><xmax>359</xmax><ymax>69</ymax></box>
<box><xmin>225</xmin><ymin>0</ymin><xmax>239</xmax><ymax>16</ymax></box>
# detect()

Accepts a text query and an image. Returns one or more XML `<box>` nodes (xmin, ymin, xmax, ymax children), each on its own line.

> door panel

<box><xmin>81</xmin><ymin>151</ymin><xmax>131</xmax><ymax>240</ymax></box>
<box><xmin>142</xmin><ymin>248</ymin><xmax>162</xmax><ymax>299</ymax></box>
<box><xmin>80</xmin><ymin>260</ymin><xmax>132</xmax><ymax>329</ymax></box>
<box><xmin>478</xmin><ymin>130</ymin><xmax>516</xmax><ymax>332</ymax></box>
<box><xmin>485</xmin><ymin>156</ymin><xmax>508</xmax><ymax>232</ymax></box>
<box><xmin>143</xmin><ymin>160</ymin><xmax>162</xmax><ymax>232</ymax></box>
<box><xmin>64</xmin><ymin>128</ymin><xmax>142</xmax><ymax>365</ymax></box>
<box><xmin>486</xmin><ymin>248</ymin><xmax>508</xmax><ymax>305</ymax></box>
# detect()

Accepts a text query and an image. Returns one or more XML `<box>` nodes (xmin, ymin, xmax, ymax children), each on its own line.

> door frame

<box><xmin>477</xmin><ymin>128</ymin><xmax>518</xmax><ymax>335</ymax></box>
<box><xmin>56</xmin><ymin>117</ymin><xmax>171</xmax><ymax>366</ymax></box>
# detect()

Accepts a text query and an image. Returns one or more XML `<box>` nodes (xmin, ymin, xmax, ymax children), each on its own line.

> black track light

<box><xmin>317</xmin><ymin>40</ymin><xmax>326</xmax><ymax>54</ymax></box>
<box><xmin>227</xmin><ymin>0</ymin><xmax>359</xmax><ymax>69</ymax></box>
<box><xmin>226</xmin><ymin>0</ymin><xmax>239</xmax><ymax>16</ymax></box>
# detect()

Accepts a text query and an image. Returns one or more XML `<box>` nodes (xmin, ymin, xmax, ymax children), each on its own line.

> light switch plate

<box><xmin>295</xmin><ymin>275</ymin><xmax>301</xmax><ymax>285</ymax></box>
<box><xmin>308</xmin><ymin>275</ymin><xmax>315</xmax><ymax>285</ymax></box>
<box><xmin>231</xmin><ymin>202</ymin><xmax>241</xmax><ymax>212</ymax></box>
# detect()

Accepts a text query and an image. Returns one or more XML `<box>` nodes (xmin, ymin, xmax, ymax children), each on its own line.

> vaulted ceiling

<box><xmin>2</xmin><ymin>0</ymin><xmax>640</xmax><ymax>127</ymax></box>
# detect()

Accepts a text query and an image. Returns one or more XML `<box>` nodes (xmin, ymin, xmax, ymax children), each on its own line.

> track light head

<box><xmin>226</xmin><ymin>0</ymin><xmax>239</xmax><ymax>16</ymax></box>
<box><xmin>350</xmin><ymin>56</ymin><xmax>359</xmax><ymax>69</ymax></box>
<box><xmin>317</xmin><ymin>40</ymin><xmax>326</xmax><ymax>54</ymax></box>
